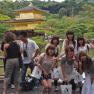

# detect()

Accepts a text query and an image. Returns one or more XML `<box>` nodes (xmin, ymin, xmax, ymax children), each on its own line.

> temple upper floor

<box><xmin>15</xmin><ymin>13</ymin><xmax>46</xmax><ymax>20</ymax></box>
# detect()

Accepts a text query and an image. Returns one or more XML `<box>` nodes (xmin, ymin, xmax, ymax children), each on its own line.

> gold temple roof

<box><xmin>3</xmin><ymin>19</ymin><xmax>46</xmax><ymax>24</ymax></box>
<box><xmin>12</xmin><ymin>5</ymin><xmax>49</xmax><ymax>13</ymax></box>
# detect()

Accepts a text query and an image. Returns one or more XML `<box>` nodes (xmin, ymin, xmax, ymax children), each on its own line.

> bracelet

<box><xmin>38</xmin><ymin>64</ymin><xmax>40</xmax><ymax>66</ymax></box>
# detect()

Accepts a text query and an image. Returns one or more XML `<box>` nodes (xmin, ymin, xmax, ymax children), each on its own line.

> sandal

<box><xmin>46</xmin><ymin>89</ymin><xmax>48</xmax><ymax>92</ymax></box>
<box><xmin>54</xmin><ymin>89</ymin><xmax>58</xmax><ymax>92</ymax></box>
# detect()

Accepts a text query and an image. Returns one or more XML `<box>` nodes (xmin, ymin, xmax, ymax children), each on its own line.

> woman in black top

<box><xmin>3</xmin><ymin>32</ymin><xmax>21</xmax><ymax>94</ymax></box>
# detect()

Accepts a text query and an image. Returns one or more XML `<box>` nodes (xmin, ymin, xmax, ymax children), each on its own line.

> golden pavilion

<box><xmin>3</xmin><ymin>2</ymin><xmax>48</xmax><ymax>39</ymax></box>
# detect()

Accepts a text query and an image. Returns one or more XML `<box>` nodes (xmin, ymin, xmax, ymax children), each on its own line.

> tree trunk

<box><xmin>72</xmin><ymin>6</ymin><xmax>74</xmax><ymax>18</ymax></box>
<box><xmin>66</xmin><ymin>6</ymin><xmax>68</xmax><ymax>16</ymax></box>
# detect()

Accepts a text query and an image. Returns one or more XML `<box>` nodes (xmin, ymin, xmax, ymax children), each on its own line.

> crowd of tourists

<box><xmin>1</xmin><ymin>30</ymin><xmax>94</xmax><ymax>94</ymax></box>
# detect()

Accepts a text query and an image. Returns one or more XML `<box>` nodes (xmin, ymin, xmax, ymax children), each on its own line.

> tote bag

<box><xmin>60</xmin><ymin>84</ymin><xmax>72</xmax><ymax>94</ymax></box>
<box><xmin>31</xmin><ymin>66</ymin><xmax>42</xmax><ymax>79</ymax></box>
<box><xmin>53</xmin><ymin>68</ymin><xmax>59</xmax><ymax>80</ymax></box>
<box><xmin>51</xmin><ymin>68</ymin><xmax>59</xmax><ymax>80</ymax></box>
<box><xmin>74</xmin><ymin>72</ymin><xmax>83</xmax><ymax>83</ymax></box>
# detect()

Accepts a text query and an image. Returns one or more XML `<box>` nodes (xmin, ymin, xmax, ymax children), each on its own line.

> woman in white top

<box><xmin>45</xmin><ymin>35</ymin><xmax>60</xmax><ymax>92</ymax></box>
<box><xmin>37</xmin><ymin>44</ymin><xmax>56</xmax><ymax>94</ymax></box>
<box><xmin>78</xmin><ymin>51</ymin><xmax>94</xmax><ymax>94</ymax></box>
<box><xmin>61</xmin><ymin>30</ymin><xmax>77</xmax><ymax>57</ymax></box>
<box><xmin>77</xmin><ymin>36</ymin><xmax>94</xmax><ymax>93</ymax></box>
<box><xmin>77</xmin><ymin>36</ymin><xmax>94</xmax><ymax>56</ymax></box>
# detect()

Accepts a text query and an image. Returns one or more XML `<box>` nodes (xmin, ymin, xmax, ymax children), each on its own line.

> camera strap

<box><xmin>23</xmin><ymin>41</ymin><xmax>28</xmax><ymax>50</ymax></box>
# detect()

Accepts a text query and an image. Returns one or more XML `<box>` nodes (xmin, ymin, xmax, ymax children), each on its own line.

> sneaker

<box><xmin>11</xmin><ymin>84</ymin><xmax>15</xmax><ymax>89</ymax></box>
<box><xmin>34</xmin><ymin>86</ymin><xmax>38</xmax><ymax>89</ymax></box>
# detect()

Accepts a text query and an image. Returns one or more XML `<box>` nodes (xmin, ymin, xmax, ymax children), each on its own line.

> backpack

<box><xmin>22</xmin><ymin>74</ymin><xmax>34</xmax><ymax>91</ymax></box>
<box><xmin>77</xmin><ymin>44</ymin><xmax>89</xmax><ymax>56</ymax></box>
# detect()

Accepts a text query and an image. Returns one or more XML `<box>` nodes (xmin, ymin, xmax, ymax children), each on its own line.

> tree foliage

<box><xmin>29</xmin><ymin>36</ymin><xmax>48</xmax><ymax>54</ymax></box>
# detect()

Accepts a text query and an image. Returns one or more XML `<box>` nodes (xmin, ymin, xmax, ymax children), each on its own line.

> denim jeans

<box><xmin>21</xmin><ymin>61</ymin><xmax>38</xmax><ymax>87</ymax></box>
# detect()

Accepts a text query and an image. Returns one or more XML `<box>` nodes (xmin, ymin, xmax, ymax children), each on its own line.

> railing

<box><xmin>0</xmin><ymin>56</ymin><xmax>4</xmax><ymax>82</ymax></box>
<box><xmin>15</xmin><ymin>16</ymin><xmax>46</xmax><ymax>20</ymax></box>
<box><xmin>0</xmin><ymin>56</ymin><xmax>61</xmax><ymax>83</ymax></box>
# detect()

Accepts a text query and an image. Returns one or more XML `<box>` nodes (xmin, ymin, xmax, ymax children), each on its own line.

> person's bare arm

<box><xmin>4</xmin><ymin>44</ymin><xmax>8</xmax><ymax>58</ymax></box>
<box><xmin>31</xmin><ymin>49</ymin><xmax>40</xmax><ymax>63</ymax></box>
<box><xmin>61</xmin><ymin>64</ymin><xmax>68</xmax><ymax>82</ymax></box>
<box><xmin>50</xmin><ymin>59</ymin><xmax>56</xmax><ymax>70</ymax></box>
<box><xmin>36</xmin><ymin>55</ymin><xmax>48</xmax><ymax>78</ymax></box>
<box><xmin>85</xmin><ymin>37</ymin><xmax>94</xmax><ymax>49</ymax></box>
<box><xmin>17</xmin><ymin>42</ymin><xmax>22</xmax><ymax>53</ymax></box>
<box><xmin>78</xmin><ymin>60</ymin><xmax>83</xmax><ymax>75</ymax></box>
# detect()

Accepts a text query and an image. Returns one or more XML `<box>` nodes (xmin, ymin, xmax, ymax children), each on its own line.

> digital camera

<box><xmin>23</xmin><ymin>50</ymin><xmax>27</xmax><ymax>57</ymax></box>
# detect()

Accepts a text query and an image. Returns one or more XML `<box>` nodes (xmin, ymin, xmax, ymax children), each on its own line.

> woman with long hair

<box><xmin>45</xmin><ymin>35</ymin><xmax>60</xmax><ymax>92</ymax></box>
<box><xmin>61</xmin><ymin>46</ymin><xmax>78</xmax><ymax>94</ymax></box>
<box><xmin>37</xmin><ymin>44</ymin><xmax>56</xmax><ymax>94</ymax></box>
<box><xmin>78</xmin><ymin>51</ymin><xmax>94</xmax><ymax>94</ymax></box>
<box><xmin>77</xmin><ymin>36</ymin><xmax>94</xmax><ymax>93</ymax></box>
<box><xmin>60</xmin><ymin>30</ymin><xmax>77</xmax><ymax>57</ymax></box>
<box><xmin>77</xmin><ymin>36</ymin><xmax>94</xmax><ymax>56</ymax></box>
<box><xmin>2</xmin><ymin>32</ymin><xmax>21</xmax><ymax>94</ymax></box>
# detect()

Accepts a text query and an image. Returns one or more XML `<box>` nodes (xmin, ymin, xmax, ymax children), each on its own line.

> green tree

<box><xmin>69</xmin><ymin>0</ymin><xmax>77</xmax><ymax>18</ymax></box>
<box><xmin>29</xmin><ymin>36</ymin><xmax>48</xmax><ymax>54</ymax></box>
<box><xmin>68</xmin><ymin>24</ymin><xmax>89</xmax><ymax>37</ymax></box>
<box><xmin>0</xmin><ymin>23</ymin><xmax>9</xmax><ymax>40</ymax></box>
<box><xmin>58</xmin><ymin>8</ymin><xmax>67</xmax><ymax>18</ymax></box>
<box><xmin>0</xmin><ymin>14</ymin><xmax>10</xmax><ymax>40</ymax></box>
<box><xmin>0</xmin><ymin>14</ymin><xmax>10</xmax><ymax>21</ymax></box>
<box><xmin>83</xmin><ymin>0</ymin><xmax>88</xmax><ymax>2</ymax></box>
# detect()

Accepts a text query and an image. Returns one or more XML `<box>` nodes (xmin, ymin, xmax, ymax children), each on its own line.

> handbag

<box><xmin>51</xmin><ymin>68</ymin><xmax>59</xmax><ymax>80</ymax></box>
<box><xmin>18</xmin><ymin>52</ymin><xmax>23</xmax><ymax>68</ymax></box>
<box><xmin>31</xmin><ymin>66</ymin><xmax>42</xmax><ymax>79</ymax></box>
<box><xmin>22</xmin><ymin>75</ymin><xmax>34</xmax><ymax>91</ymax></box>
<box><xmin>74</xmin><ymin>72</ymin><xmax>83</xmax><ymax>83</ymax></box>
<box><xmin>60</xmin><ymin>83</ymin><xmax>72</xmax><ymax>94</ymax></box>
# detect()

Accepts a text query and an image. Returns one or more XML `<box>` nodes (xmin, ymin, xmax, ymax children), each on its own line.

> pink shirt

<box><xmin>40</xmin><ymin>53</ymin><xmax>55</xmax><ymax>74</ymax></box>
<box><xmin>79</xmin><ymin>44</ymin><xmax>91</xmax><ymax>52</ymax></box>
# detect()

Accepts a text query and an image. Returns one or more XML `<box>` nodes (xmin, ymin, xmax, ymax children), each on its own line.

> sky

<box><xmin>40</xmin><ymin>0</ymin><xmax>65</xmax><ymax>2</ymax></box>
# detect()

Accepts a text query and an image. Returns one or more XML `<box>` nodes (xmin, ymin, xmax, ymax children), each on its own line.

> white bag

<box><xmin>74</xmin><ymin>72</ymin><xmax>83</xmax><ymax>83</ymax></box>
<box><xmin>31</xmin><ymin>66</ymin><xmax>42</xmax><ymax>79</ymax></box>
<box><xmin>58</xmin><ymin>67</ymin><xmax>76</xmax><ymax>81</ymax></box>
<box><xmin>53</xmin><ymin>68</ymin><xmax>59</xmax><ymax>79</ymax></box>
<box><xmin>58</xmin><ymin>67</ymin><xmax>64</xmax><ymax>81</ymax></box>
<box><xmin>60</xmin><ymin>84</ymin><xmax>72</xmax><ymax>94</ymax></box>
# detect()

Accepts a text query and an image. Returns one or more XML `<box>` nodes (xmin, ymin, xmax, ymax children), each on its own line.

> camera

<box><xmin>23</xmin><ymin>50</ymin><xmax>27</xmax><ymax>57</ymax></box>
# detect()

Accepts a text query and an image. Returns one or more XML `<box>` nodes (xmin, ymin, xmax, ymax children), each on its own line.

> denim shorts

<box><xmin>42</xmin><ymin>73</ymin><xmax>51</xmax><ymax>80</ymax></box>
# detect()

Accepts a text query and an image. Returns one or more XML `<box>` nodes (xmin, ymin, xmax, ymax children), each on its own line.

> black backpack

<box><xmin>22</xmin><ymin>75</ymin><xmax>34</xmax><ymax>91</ymax></box>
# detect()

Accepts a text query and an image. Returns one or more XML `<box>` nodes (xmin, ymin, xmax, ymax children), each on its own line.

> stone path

<box><xmin>0</xmin><ymin>83</ymin><xmax>81</xmax><ymax>94</ymax></box>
